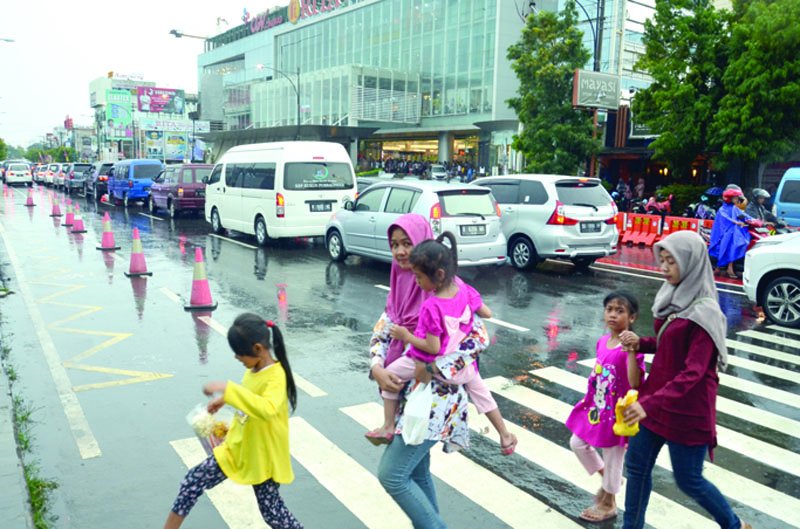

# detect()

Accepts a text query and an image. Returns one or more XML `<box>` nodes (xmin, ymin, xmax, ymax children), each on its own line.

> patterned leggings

<box><xmin>171</xmin><ymin>456</ymin><xmax>304</xmax><ymax>528</ymax></box>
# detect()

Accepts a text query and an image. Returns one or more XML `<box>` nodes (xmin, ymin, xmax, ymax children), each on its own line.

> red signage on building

<box><xmin>288</xmin><ymin>0</ymin><xmax>344</xmax><ymax>24</ymax></box>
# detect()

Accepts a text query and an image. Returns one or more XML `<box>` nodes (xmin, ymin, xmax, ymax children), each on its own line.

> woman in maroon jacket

<box><xmin>619</xmin><ymin>231</ymin><xmax>752</xmax><ymax>529</ymax></box>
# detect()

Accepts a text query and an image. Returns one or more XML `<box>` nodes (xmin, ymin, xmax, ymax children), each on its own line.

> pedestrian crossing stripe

<box><xmin>768</xmin><ymin>325</ymin><xmax>800</xmax><ymax>337</ymax></box>
<box><xmin>483</xmin><ymin>376</ymin><xmax>799</xmax><ymax>528</ymax></box>
<box><xmin>533</xmin><ymin>365</ymin><xmax>800</xmax><ymax>441</ymax></box>
<box><xmin>723</xmin><ymin>354</ymin><xmax>799</xmax><ymax>383</ymax></box>
<box><xmin>735</xmin><ymin>330</ymin><xmax>800</xmax><ymax>352</ymax></box>
<box><xmin>727</xmin><ymin>338</ymin><xmax>800</xmax><ymax>365</ymax></box>
<box><xmin>341</xmin><ymin>403</ymin><xmax>583</xmax><ymax>529</ymax></box>
<box><xmin>530</xmin><ymin>366</ymin><xmax>800</xmax><ymax>477</ymax></box>
<box><xmin>577</xmin><ymin>358</ymin><xmax>800</xmax><ymax>409</ymax></box>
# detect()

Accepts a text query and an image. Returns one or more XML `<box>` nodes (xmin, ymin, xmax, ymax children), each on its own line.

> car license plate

<box><xmin>581</xmin><ymin>222</ymin><xmax>602</xmax><ymax>233</ymax></box>
<box><xmin>309</xmin><ymin>202</ymin><xmax>332</xmax><ymax>213</ymax></box>
<box><xmin>460</xmin><ymin>224</ymin><xmax>486</xmax><ymax>236</ymax></box>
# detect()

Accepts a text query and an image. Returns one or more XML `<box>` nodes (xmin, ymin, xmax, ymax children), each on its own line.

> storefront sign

<box><xmin>629</xmin><ymin>117</ymin><xmax>657</xmax><ymax>139</ymax></box>
<box><xmin>138</xmin><ymin>118</ymin><xmax>210</xmax><ymax>133</ymax></box>
<box><xmin>249</xmin><ymin>9</ymin><xmax>285</xmax><ymax>34</ymax></box>
<box><xmin>136</xmin><ymin>87</ymin><xmax>186</xmax><ymax>114</ymax></box>
<box><xmin>572</xmin><ymin>69</ymin><xmax>620</xmax><ymax>110</ymax></box>
<box><xmin>288</xmin><ymin>0</ymin><xmax>344</xmax><ymax>24</ymax></box>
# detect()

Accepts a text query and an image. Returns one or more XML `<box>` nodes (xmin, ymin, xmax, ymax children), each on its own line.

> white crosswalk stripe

<box><xmin>767</xmin><ymin>325</ymin><xmax>800</xmax><ymax>337</ymax></box>
<box><xmin>727</xmin><ymin>337</ymin><xmax>800</xmax><ymax>364</ymax></box>
<box><xmin>738</xmin><ymin>329</ymin><xmax>800</xmax><ymax>349</ymax></box>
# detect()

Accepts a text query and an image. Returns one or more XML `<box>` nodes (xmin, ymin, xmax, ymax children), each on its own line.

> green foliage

<box><xmin>356</xmin><ymin>168</ymin><xmax>381</xmax><ymax>177</ymax></box>
<box><xmin>25</xmin><ymin>146</ymin><xmax>78</xmax><ymax>164</ymax></box>
<box><xmin>632</xmin><ymin>0</ymin><xmax>730</xmax><ymax>177</ymax></box>
<box><xmin>507</xmin><ymin>1</ymin><xmax>599</xmax><ymax>175</ymax></box>
<box><xmin>711</xmin><ymin>0</ymin><xmax>800</xmax><ymax>164</ymax></box>
<box><xmin>656</xmin><ymin>183</ymin><xmax>708</xmax><ymax>214</ymax></box>
<box><xmin>0</xmin><ymin>137</ymin><xmax>7</xmax><ymax>160</ymax></box>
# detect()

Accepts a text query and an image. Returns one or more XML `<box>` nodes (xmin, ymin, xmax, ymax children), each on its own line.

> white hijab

<box><xmin>652</xmin><ymin>231</ymin><xmax>729</xmax><ymax>370</ymax></box>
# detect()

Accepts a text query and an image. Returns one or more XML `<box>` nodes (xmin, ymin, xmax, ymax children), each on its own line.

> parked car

<box><xmin>4</xmin><ymin>163</ymin><xmax>32</xmax><ymax>186</ymax></box>
<box><xmin>45</xmin><ymin>163</ymin><xmax>59</xmax><ymax>186</ymax></box>
<box><xmin>34</xmin><ymin>165</ymin><xmax>48</xmax><ymax>184</ymax></box>
<box><xmin>148</xmin><ymin>163</ymin><xmax>213</xmax><ymax>218</ymax></box>
<box><xmin>1</xmin><ymin>159</ymin><xmax>29</xmax><ymax>181</ymax></box>
<box><xmin>774</xmin><ymin>168</ymin><xmax>800</xmax><ymax>227</ymax></box>
<box><xmin>472</xmin><ymin>175</ymin><xmax>618</xmax><ymax>270</ymax></box>
<box><xmin>86</xmin><ymin>162</ymin><xmax>115</xmax><ymax>200</ymax></box>
<box><xmin>325</xmin><ymin>180</ymin><xmax>507</xmax><ymax>267</ymax></box>
<box><xmin>429</xmin><ymin>164</ymin><xmax>448</xmax><ymax>181</ymax></box>
<box><xmin>63</xmin><ymin>163</ymin><xmax>93</xmax><ymax>194</ymax></box>
<box><xmin>108</xmin><ymin>159</ymin><xmax>163</xmax><ymax>207</ymax></box>
<box><xmin>53</xmin><ymin>163</ymin><xmax>71</xmax><ymax>189</ymax></box>
<box><xmin>205</xmin><ymin>141</ymin><xmax>357</xmax><ymax>245</ymax></box>
<box><xmin>356</xmin><ymin>177</ymin><xmax>379</xmax><ymax>195</ymax></box>
<box><xmin>744</xmin><ymin>231</ymin><xmax>800</xmax><ymax>328</ymax></box>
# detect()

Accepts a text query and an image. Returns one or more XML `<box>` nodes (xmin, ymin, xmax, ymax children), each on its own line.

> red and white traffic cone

<box><xmin>24</xmin><ymin>188</ymin><xmax>35</xmax><ymax>207</ymax></box>
<box><xmin>71</xmin><ymin>213</ymin><xmax>87</xmax><ymax>234</ymax></box>
<box><xmin>96</xmin><ymin>212</ymin><xmax>121</xmax><ymax>250</ymax></box>
<box><xmin>184</xmin><ymin>247</ymin><xmax>217</xmax><ymax>311</ymax></box>
<box><xmin>124</xmin><ymin>228</ymin><xmax>153</xmax><ymax>277</ymax></box>
<box><xmin>63</xmin><ymin>200</ymin><xmax>74</xmax><ymax>227</ymax></box>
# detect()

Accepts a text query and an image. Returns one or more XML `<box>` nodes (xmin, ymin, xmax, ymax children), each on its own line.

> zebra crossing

<box><xmin>170</xmin><ymin>324</ymin><xmax>800</xmax><ymax>529</ymax></box>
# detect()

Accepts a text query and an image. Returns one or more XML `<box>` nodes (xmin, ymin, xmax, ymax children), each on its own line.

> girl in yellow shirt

<box><xmin>163</xmin><ymin>313</ymin><xmax>303</xmax><ymax>529</ymax></box>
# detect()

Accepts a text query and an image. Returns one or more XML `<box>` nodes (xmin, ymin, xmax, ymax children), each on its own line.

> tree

<box><xmin>632</xmin><ymin>0</ymin><xmax>730</xmax><ymax>177</ymax></box>
<box><xmin>507</xmin><ymin>1</ymin><xmax>598</xmax><ymax>175</ymax></box>
<box><xmin>711</xmin><ymin>0</ymin><xmax>800</xmax><ymax>166</ymax></box>
<box><xmin>0</xmin><ymin>137</ymin><xmax>7</xmax><ymax>161</ymax></box>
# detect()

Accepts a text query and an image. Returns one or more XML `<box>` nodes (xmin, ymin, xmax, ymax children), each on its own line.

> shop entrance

<box><xmin>360</xmin><ymin>136</ymin><xmax>480</xmax><ymax>165</ymax></box>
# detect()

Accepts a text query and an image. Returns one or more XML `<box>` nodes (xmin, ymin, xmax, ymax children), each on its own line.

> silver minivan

<box><xmin>325</xmin><ymin>180</ymin><xmax>507</xmax><ymax>267</ymax></box>
<box><xmin>473</xmin><ymin>175</ymin><xmax>618</xmax><ymax>270</ymax></box>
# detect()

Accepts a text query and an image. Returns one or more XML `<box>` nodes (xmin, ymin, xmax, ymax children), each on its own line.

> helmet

<box><xmin>722</xmin><ymin>188</ymin><xmax>744</xmax><ymax>203</ymax></box>
<box><xmin>611</xmin><ymin>191</ymin><xmax>620</xmax><ymax>200</ymax></box>
<box><xmin>752</xmin><ymin>188</ymin><xmax>770</xmax><ymax>199</ymax></box>
<box><xmin>725</xmin><ymin>184</ymin><xmax>742</xmax><ymax>192</ymax></box>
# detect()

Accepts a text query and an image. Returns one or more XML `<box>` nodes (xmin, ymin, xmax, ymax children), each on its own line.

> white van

<box><xmin>204</xmin><ymin>141</ymin><xmax>357</xmax><ymax>245</ymax></box>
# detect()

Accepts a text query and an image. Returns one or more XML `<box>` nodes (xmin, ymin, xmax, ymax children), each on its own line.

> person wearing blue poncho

<box><xmin>709</xmin><ymin>188</ymin><xmax>752</xmax><ymax>279</ymax></box>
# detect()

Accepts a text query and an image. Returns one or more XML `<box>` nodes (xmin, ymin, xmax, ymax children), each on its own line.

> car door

<box><xmin>152</xmin><ymin>168</ymin><xmax>172</xmax><ymax>208</ymax></box>
<box><xmin>517</xmin><ymin>179</ymin><xmax>551</xmax><ymax>240</ymax></box>
<box><xmin>219</xmin><ymin>163</ymin><xmax>244</xmax><ymax>231</ymax></box>
<box><xmin>481</xmin><ymin>180</ymin><xmax>520</xmax><ymax>238</ymax></box>
<box><xmin>373</xmin><ymin>186</ymin><xmax>422</xmax><ymax>260</ymax></box>
<box><xmin>344</xmin><ymin>186</ymin><xmax>388</xmax><ymax>254</ymax></box>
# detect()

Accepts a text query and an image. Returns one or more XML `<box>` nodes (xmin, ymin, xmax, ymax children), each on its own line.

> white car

<box><xmin>743</xmin><ymin>231</ymin><xmax>800</xmax><ymax>328</ymax></box>
<box><xmin>4</xmin><ymin>163</ymin><xmax>32</xmax><ymax>185</ymax></box>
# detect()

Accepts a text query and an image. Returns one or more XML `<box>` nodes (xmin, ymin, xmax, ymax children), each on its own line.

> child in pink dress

<box><xmin>565</xmin><ymin>291</ymin><xmax>646</xmax><ymax>523</ymax></box>
<box><xmin>366</xmin><ymin>232</ymin><xmax>517</xmax><ymax>455</ymax></box>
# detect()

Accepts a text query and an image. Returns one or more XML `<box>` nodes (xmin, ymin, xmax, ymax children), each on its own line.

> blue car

<box><xmin>774</xmin><ymin>168</ymin><xmax>800</xmax><ymax>227</ymax></box>
<box><xmin>109</xmin><ymin>159</ymin><xmax>164</xmax><ymax>208</ymax></box>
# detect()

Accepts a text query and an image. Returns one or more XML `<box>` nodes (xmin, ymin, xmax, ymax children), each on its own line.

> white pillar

<box><xmin>350</xmin><ymin>137</ymin><xmax>359</xmax><ymax>166</ymax></box>
<box><xmin>438</xmin><ymin>131</ymin><xmax>453</xmax><ymax>163</ymax></box>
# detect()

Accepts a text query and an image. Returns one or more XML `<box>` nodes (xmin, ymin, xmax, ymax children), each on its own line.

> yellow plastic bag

<box><xmin>613</xmin><ymin>389</ymin><xmax>640</xmax><ymax>437</ymax></box>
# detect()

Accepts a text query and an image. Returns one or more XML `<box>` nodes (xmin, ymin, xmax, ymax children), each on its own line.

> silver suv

<box><xmin>325</xmin><ymin>180</ymin><xmax>507</xmax><ymax>267</ymax></box>
<box><xmin>472</xmin><ymin>175</ymin><xmax>618</xmax><ymax>270</ymax></box>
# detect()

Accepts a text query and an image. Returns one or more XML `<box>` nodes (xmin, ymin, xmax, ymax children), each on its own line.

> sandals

<box><xmin>579</xmin><ymin>505</ymin><xmax>618</xmax><ymax>523</ymax></box>
<box><xmin>500</xmin><ymin>434</ymin><xmax>518</xmax><ymax>456</ymax></box>
<box><xmin>727</xmin><ymin>272</ymin><xmax>740</xmax><ymax>279</ymax></box>
<box><xmin>365</xmin><ymin>430</ymin><xmax>394</xmax><ymax>446</ymax></box>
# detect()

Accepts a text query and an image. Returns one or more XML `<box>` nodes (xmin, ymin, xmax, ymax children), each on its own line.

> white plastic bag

<box><xmin>186</xmin><ymin>404</ymin><xmax>234</xmax><ymax>456</ymax></box>
<box><xmin>402</xmin><ymin>381</ymin><xmax>432</xmax><ymax>446</ymax></box>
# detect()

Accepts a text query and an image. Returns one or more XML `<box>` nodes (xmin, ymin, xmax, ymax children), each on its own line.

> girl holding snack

<box><xmin>163</xmin><ymin>313</ymin><xmax>303</xmax><ymax>529</ymax></box>
<box><xmin>565</xmin><ymin>291</ymin><xmax>645</xmax><ymax>523</ymax></box>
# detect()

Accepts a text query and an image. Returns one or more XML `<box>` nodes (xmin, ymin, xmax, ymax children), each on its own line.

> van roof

<box><xmin>223</xmin><ymin>141</ymin><xmax>349</xmax><ymax>157</ymax></box>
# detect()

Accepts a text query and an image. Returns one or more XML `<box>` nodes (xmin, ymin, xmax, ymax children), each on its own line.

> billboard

<box><xmin>138</xmin><ymin>118</ymin><xmax>210</xmax><ymax>133</ymax></box>
<box><xmin>105</xmin><ymin>89</ymin><xmax>133</xmax><ymax>139</ymax></box>
<box><xmin>572</xmin><ymin>70</ymin><xmax>620</xmax><ymax>110</ymax></box>
<box><xmin>136</xmin><ymin>87</ymin><xmax>186</xmax><ymax>114</ymax></box>
<box><xmin>144</xmin><ymin>131</ymin><xmax>164</xmax><ymax>159</ymax></box>
<box><xmin>165</xmin><ymin>133</ymin><xmax>188</xmax><ymax>161</ymax></box>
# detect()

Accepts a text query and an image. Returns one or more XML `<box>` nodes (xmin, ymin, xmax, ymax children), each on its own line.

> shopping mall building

<box><xmin>198</xmin><ymin>0</ymin><xmax>653</xmax><ymax>173</ymax></box>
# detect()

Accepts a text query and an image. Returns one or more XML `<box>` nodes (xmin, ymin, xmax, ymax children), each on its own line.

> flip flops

<box><xmin>501</xmin><ymin>434</ymin><xmax>518</xmax><ymax>455</ymax></box>
<box><xmin>364</xmin><ymin>430</ymin><xmax>394</xmax><ymax>446</ymax></box>
<box><xmin>579</xmin><ymin>505</ymin><xmax>618</xmax><ymax>523</ymax></box>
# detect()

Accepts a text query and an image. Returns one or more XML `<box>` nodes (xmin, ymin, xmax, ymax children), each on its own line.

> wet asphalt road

<box><xmin>1</xmin><ymin>185</ymin><xmax>798</xmax><ymax>529</ymax></box>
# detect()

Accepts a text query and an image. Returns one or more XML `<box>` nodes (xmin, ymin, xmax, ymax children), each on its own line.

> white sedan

<box><xmin>743</xmin><ymin>231</ymin><xmax>800</xmax><ymax>327</ymax></box>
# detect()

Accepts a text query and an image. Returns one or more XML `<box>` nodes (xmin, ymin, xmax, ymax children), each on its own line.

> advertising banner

<box><xmin>144</xmin><ymin>131</ymin><xmax>164</xmax><ymax>159</ymax></box>
<box><xmin>138</xmin><ymin>118</ymin><xmax>210</xmax><ymax>133</ymax></box>
<box><xmin>106</xmin><ymin>89</ymin><xmax>133</xmax><ymax>139</ymax></box>
<box><xmin>165</xmin><ymin>133</ymin><xmax>188</xmax><ymax>161</ymax></box>
<box><xmin>137</xmin><ymin>87</ymin><xmax>186</xmax><ymax>114</ymax></box>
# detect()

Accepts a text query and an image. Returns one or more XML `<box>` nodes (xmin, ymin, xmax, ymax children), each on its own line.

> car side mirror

<box><xmin>202</xmin><ymin>176</ymin><xmax>209</xmax><ymax>184</ymax></box>
<box><xmin>344</xmin><ymin>200</ymin><xmax>355</xmax><ymax>211</ymax></box>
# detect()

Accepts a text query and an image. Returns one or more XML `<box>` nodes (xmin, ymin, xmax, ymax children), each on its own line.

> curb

<box><xmin>0</xmin><ymin>363</ymin><xmax>35</xmax><ymax>529</ymax></box>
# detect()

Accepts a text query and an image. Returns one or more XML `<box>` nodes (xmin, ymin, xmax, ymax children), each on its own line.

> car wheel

<box><xmin>210</xmin><ymin>208</ymin><xmax>224</xmax><ymax>234</ymax></box>
<box><xmin>148</xmin><ymin>196</ymin><xmax>157</xmax><ymax>213</ymax></box>
<box><xmin>509</xmin><ymin>236</ymin><xmax>538</xmax><ymax>270</ymax></box>
<box><xmin>255</xmin><ymin>216</ymin><xmax>268</xmax><ymax>246</ymax></box>
<box><xmin>762</xmin><ymin>276</ymin><xmax>800</xmax><ymax>328</ymax></box>
<box><xmin>572</xmin><ymin>257</ymin><xmax>597</xmax><ymax>271</ymax></box>
<box><xmin>168</xmin><ymin>200</ymin><xmax>177</xmax><ymax>219</ymax></box>
<box><xmin>327</xmin><ymin>230</ymin><xmax>347</xmax><ymax>262</ymax></box>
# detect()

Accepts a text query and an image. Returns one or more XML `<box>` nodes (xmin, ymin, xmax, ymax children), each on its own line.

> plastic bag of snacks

<box><xmin>186</xmin><ymin>403</ymin><xmax>234</xmax><ymax>456</ymax></box>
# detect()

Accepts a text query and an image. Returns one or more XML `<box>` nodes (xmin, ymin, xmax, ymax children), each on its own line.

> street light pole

<box><xmin>256</xmin><ymin>64</ymin><xmax>302</xmax><ymax>140</ymax></box>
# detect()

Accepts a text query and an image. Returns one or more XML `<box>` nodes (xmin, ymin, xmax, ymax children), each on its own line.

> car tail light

<box><xmin>494</xmin><ymin>201</ymin><xmax>502</xmax><ymax>217</ymax></box>
<box><xmin>128</xmin><ymin>180</ymin><xmax>134</xmax><ymax>188</ymax></box>
<box><xmin>276</xmin><ymin>193</ymin><xmax>285</xmax><ymax>218</ymax></box>
<box><xmin>69</xmin><ymin>171</ymin><xmax>75</xmax><ymax>179</ymax></box>
<box><xmin>7</xmin><ymin>172</ymin><xmax>14</xmax><ymax>177</ymax></box>
<box><xmin>429</xmin><ymin>202</ymin><xmax>442</xmax><ymax>234</ymax></box>
<box><xmin>605</xmin><ymin>200</ymin><xmax>618</xmax><ymax>225</ymax></box>
<box><xmin>178</xmin><ymin>187</ymin><xmax>184</xmax><ymax>197</ymax></box>
<box><xmin>546</xmin><ymin>201</ymin><xmax>579</xmax><ymax>226</ymax></box>
<box><xmin>99</xmin><ymin>175</ymin><xmax>107</xmax><ymax>182</ymax></box>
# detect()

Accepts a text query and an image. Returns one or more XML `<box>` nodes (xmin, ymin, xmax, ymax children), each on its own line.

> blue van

<box><xmin>774</xmin><ymin>168</ymin><xmax>800</xmax><ymax>227</ymax></box>
<box><xmin>109</xmin><ymin>159</ymin><xmax>164</xmax><ymax>207</ymax></box>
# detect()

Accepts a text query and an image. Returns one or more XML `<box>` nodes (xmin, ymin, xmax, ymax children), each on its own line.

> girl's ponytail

<box><xmin>267</xmin><ymin>322</ymin><xmax>298</xmax><ymax>413</ymax></box>
<box><xmin>436</xmin><ymin>231</ymin><xmax>458</xmax><ymax>271</ymax></box>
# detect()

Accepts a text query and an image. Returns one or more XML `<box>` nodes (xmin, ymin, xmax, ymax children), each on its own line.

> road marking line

<box><xmin>727</xmin><ymin>338</ymin><xmax>800</xmax><ymax>365</ymax></box>
<box><xmin>593</xmin><ymin>261</ymin><xmax>746</xmax><ymax>292</ymax></box>
<box><xmin>768</xmin><ymin>325</ymin><xmax>800</xmax><ymax>337</ymax></box>
<box><xmin>530</xmin><ymin>367</ymin><xmax>800</xmax><ymax>476</ymax></box>
<box><xmin>170</xmin><ymin>437</ymin><xmax>269</xmax><ymax>528</ymax></box>
<box><xmin>160</xmin><ymin>287</ymin><xmax>183</xmax><ymax>305</ymax></box>
<box><xmin>343</xmin><ymin>403</ymin><xmax>582</xmax><ymax>529</ymax></box>
<box><xmin>736</xmin><ymin>330</ymin><xmax>800</xmax><ymax>350</ymax></box>
<box><xmin>209</xmin><ymin>233</ymin><xmax>257</xmax><ymax>250</ymax></box>
<box><xmin>138</xmin><ymin>212</ymin><xmax>163</xmax><ymax>221</ymax></box>
<box><xmin>483</xmin><ymin>376</ymin><xmax>800</xmax><ymax>526</ymax></box>
<box><xmin>724</xmin><ymin>355</ymin><xmax>799</xmax><ymax>383</ymax></box>
<box><xmin>374</xmin><ymin>284</ymin><xmax>529</xmax><ymax>332</ymax></box>
<box><xmin>590</xmin><ymin>265</ymin><xmax>746</xmax><ymax>296</ymax></box>
<box><xmin>289</xmin><ymin>416</ymin><xmax>410</xmax><ymax>529</ymax></box>
<box><xmin>0</xmin><ymin>223</ymin><xmax>101</xmax><ymax>459</ymax></box>
<box><xmin>197</xmin><ymin>315</ymin><xmax>328</xmax><ymax>397</ymax></box>
<box><xmin>577</xmin><ymin>358</ymin><xmax>800</xmax><ymax>409</ymax></box>
<box><xmin>467</xmin><ymin>402</ymin><xmax>714</xmax><ymax>528</ymax></box>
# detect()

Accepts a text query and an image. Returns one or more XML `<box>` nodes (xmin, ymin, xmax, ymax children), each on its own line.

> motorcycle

<box><xmin>645</xmin><ymin>194</ymin><xmax>674</xmax><ymax>215</ymax></box>
<box><xmin>684</xmin><ymin>195</ymin><xmax>717</xmax><ymax>220</ymax></box>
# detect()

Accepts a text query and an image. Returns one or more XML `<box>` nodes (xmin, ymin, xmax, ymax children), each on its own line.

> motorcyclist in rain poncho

<box><xmin>709</xmin><ymin>188</ymin><xmax>754</xmax><ymax>279</ymax></box>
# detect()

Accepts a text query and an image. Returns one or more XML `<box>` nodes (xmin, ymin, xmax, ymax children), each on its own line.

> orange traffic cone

<box><xmin>184</xmin><ymin>247</ymin><xmax>217</xmax><ymax>311</ymax></box>
<box><xmin>50</xmin><ymin>201</ymin><xmax>63</xmax><ymax>217</ymax></box>
<box><xmin>96</xmin><ymin>212</ymin><xmax>121</xmax><ymax>250</ymax></box>
<box><xmin>63</xmin><ymin>200</ymin><xmax>74</xmax><ymax>227</ymax></box>
<box><xmin>124</xmin><ymin>228</ymin><xmax>152</xmax><ymax>277</ymax></box>
<box><xmin>24</xmin><ymin>188</ymin><xmax>35</xmax><ymax>207</ymax></box>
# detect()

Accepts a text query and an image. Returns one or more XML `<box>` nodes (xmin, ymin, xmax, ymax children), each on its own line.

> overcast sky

<box><xmin>0</xmin><ymin>0</ymin><xmax>285</xmax><ymax>148</ymax></box>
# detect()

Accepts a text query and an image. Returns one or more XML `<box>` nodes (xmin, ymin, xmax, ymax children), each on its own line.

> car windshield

<box><xmin>556</xmin><ymin>180</ymin><xmax>610</xmax><ymax>208</ymax></box>
<box><xmin>132</xmin><ymin>164</ymin><xmax>163</xmax><ymax>180</ymax></box>
<box><xmin>438</xmin><ymin>189</ymin><xmax>496</xmax><ymax>216</ymax></box>
<box><xmin>9</xmin><ymin>165</ymin><xmax>28</xmax><ymax>171</ymax></box>
<box><xmin>284</xmin><ymin>162</ymin><xmax>354</xmax><ymax>190</ymax></box>
<box><xmin>194</xmin><ymin>168</ymin><xmax>212</xmax><ymax>183</ymax></box>
<box><xmin>74</xmin><ymin>164</ymin><xmax>92</xmax><ymax>172</ymax></box>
